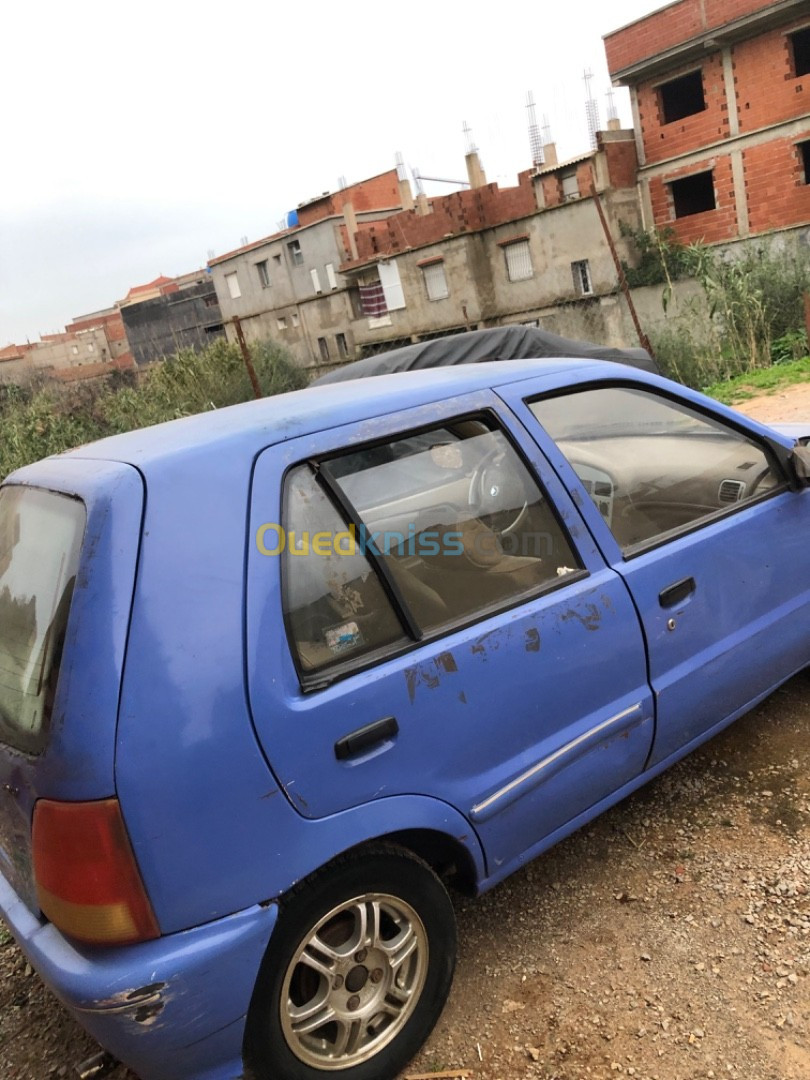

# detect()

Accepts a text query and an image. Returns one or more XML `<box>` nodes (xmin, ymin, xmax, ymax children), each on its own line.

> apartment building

<box><xmin>118</xmin><ymin>271</ymin><xmax>225</xmax><ymax>365</ymax></box>
<box><xmin>208</xmin><ymin>170</ymin><xmax>411</xmax><ymax>367</ymax></box>
<box><xmin>605</xmin><ymin>0</ymin><xmax>810</xmax><ymax>243</ymax></box>
<box><xmin>336</xmin><ymin>133</ymin><xmax>644</xmax><ymax>361</ymax></box>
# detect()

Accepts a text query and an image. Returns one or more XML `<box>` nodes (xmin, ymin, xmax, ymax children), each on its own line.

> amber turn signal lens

<box><xmin>32</xmin><ymin>798</ymin><xmax>160</xmax><ymax>946</ymax></box>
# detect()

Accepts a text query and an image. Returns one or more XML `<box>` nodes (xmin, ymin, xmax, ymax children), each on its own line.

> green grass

<box><xmin>703</xmin><ymin>356</ymin><xmax>810</xmax><ymax>405</ymax></box>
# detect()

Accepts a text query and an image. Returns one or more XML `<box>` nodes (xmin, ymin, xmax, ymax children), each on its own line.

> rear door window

<box><xmin>0</xmin><ymin>487</ymin><xmax>85</xmax><ymax>754</ymax></box>
<box><xmin>279</xmin><ymin>415</ymin><xmax>581</xmax><ymax>683</ymax></box>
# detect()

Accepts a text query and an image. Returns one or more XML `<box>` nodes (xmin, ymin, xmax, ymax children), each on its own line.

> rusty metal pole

<box><xmin>589</xmin><ymin>170</ymin><xmax>656</xmax><ymax>360</ymax></box>
<box><xmin>232</xmin><ymin>316</ymin><xmax>262</xmax><ymax>400</ymax></box>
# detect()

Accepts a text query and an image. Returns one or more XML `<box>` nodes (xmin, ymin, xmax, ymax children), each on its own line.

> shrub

<box><xmin>620</xmin><ymin>226</ymin><xmax>693</xmax><ymax>289</ymax></box>
<box><xmin>0</xmin><ymin>338</ymin><xmax>307</xmax><ymax>482</ymax></box>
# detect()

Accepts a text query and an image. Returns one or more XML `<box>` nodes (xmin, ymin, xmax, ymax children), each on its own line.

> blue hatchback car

<box><xmin>1</xmin><ymin>360</ymin><xmax>809</xmax><ymax>1080</ymax></box>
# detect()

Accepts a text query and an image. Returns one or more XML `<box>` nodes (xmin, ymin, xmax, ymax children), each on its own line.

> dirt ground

<box><xmin>732</xmin><ymin>381</ymin><xmax>810</xmax><ymax>424</ymax></box>
<box><xmin>1</xmin><ymin>387</ymin><xmax>808</xmax><ymax>1080</ymax></box>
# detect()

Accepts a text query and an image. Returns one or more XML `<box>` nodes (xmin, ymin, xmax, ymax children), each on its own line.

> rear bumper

<box><xmin>0</xmin><ymin>870</ymin><xmax>278</xmax><ymax>1080</ymax></box>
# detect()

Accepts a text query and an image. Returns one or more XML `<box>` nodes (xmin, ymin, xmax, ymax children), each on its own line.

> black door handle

<box><xmin>659</xmin><ymin>576</ymin><xmax>695</xmax><ymax>608</ymax></box>
<box><xmin>334</xmin><ymin>717</ymin><xmax>399</xmax><ymax>760</ymax></box>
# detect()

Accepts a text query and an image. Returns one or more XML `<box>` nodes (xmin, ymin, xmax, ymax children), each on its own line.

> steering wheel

<box><xmin>748</xmin><ymin>466</ymin><xmax>778</xmax><ymax>498</ymax></box>
<box><xmin>468</xmin><ymin>448</ymin><xmax>529</xmax><ymax>536</ymax></box>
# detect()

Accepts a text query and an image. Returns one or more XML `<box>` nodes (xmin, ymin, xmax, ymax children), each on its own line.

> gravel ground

<box><xmin>1</xmin><ymin>389</ymin><xmax>808</xmax><ymax>1080</ymax></box>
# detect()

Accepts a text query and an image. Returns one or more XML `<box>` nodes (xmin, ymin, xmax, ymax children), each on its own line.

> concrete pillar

<box><xmin>607</xmin><ymin>117</ymin><xmax>622</xmax><ymax>131</ymax></box>
<box><xmin>465</xmin><ymin>151</ymin><xmax>487</xmax><ymax>189</ymax></box>
<box><xmin>398</xmin><ymin>176</ymin><xmax>414</xmax><ymax>211</ymax></box>
<box><xmin>415</xmin><ymin>193</ymin><xmax>431</xmax><ymax>216</ymax></box>
<box><xmin>730</xmin><ymin>149</ymin><xmax>749</xmax><ymax>237</ymax></box>
<box><xmin>639</xmin><ymin>177</ymin><xmax>654</xmax><ymax>232</ymax></box>
<box><xmin>343</xmin><ymin>202</ymin><xmax>359</xmax><ymax>261</ymax></box>
<box><xmin>722</xmin><ymin>46</ymin><xmax>740</xmax><ymax>138</ymax></box>
<box><xmin>542</xmin><ymin>142</ymin><xmax>558</xmax><ymax>168</ymax></box>
<box><xmin>629</xmin><ymin>88</ymin><xmax>646</xmax><ymax>167</ymax></box>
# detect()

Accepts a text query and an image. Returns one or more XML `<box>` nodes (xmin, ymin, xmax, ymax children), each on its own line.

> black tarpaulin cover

<box><xmin>313</xmin><ymin>326</ymin><xmax>658</xmax><ymax>384</ymax></box>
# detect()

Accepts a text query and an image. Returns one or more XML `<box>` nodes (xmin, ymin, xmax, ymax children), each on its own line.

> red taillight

<box><xmin>32</xmin><ymin>798</ymin><xmax>160</xmax><ymax>946</ymax></box>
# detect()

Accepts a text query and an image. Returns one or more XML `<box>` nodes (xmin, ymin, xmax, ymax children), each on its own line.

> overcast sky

<box><xmin>0</xmin><ymin>0</ymin><xmax>661</xmax><ymax>345</ymax></box>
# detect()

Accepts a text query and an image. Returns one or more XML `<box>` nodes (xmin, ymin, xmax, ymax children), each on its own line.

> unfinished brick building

<box><xmin>605</xmin><ymin>0</ymin><xmax>810</xmax><ymax>244</ymax></box>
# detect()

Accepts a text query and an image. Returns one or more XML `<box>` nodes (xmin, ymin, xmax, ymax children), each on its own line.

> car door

<box><xmin>246</xmin><ymin>390</ymin><xmax>653</xmax><ymax>874</ymax></box>
<box><xmin>503</xmin><ymin>376</ymin><xmax>810</xmax><ymax>768</ymax></box>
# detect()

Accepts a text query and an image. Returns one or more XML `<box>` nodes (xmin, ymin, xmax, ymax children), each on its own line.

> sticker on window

<box><xmin>325</xmin><ymin>621</ymin><xmax>364</xmax><ymax>654</ymax></box>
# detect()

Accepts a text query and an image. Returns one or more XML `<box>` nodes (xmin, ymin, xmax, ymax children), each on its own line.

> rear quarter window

<box><xmin>0</xmin><ymin>487</ymin><xmax>85</xmax><ymax>754</ymax></box>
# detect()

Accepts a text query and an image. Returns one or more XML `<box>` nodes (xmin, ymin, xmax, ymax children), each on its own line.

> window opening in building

<box><xmin>288</xmin><ymin>240</ymin><xmax>303</xmax><ymax>266</ymax></box>
<box><xmin>422</xmin><ymin>260</ymin><xmax>449</xmax><ymax>301</ymax></box>
<box><xmin>277</xmin><ymin>317</ymin><xmax>288</xmax><ymax>331</ymax></box>
<box><xmin>310</xmin><ymin>268</ymin><xmax>322</xmax><ymax>294</ymax></box>
<box><xmin>503</xmin><ymin>239</ymin><xmax>533</xmax><ymax>282</ymax></box>
<box><xmin>225</xmin><ymin>272</ymin><xmax>241</xmax><ymax>300</ymax></box>
<box><xmin>659</xmin><ymin>70</ymin><xmax>706</xmax><ymax>124</ymax></box>
<box><xmin>256</xmin><ymin>260</ymin><xmax>270</xmax><ymax>287</ymax></box>
<box><xmin>318</xmin><ymin>337</ymin><xmax>330</xmax><ymax>362</ymax></box>
<box><xmin>790</xmin><ymin>26</ymin><xmax>810</xmax><ymax>77</ymax></box>
<box><xmin>572</xmin><ymin>260</ymin><xmax>593</xmax><ymax>296</ymax></box>
<box><xmin>336</xmin><ymin>333</ymin><xmax>349</xmax><ymax>358</ymax></box>
<box><xmin>325</xmin><ymin>263</ymin><xmax>338</xmax><ymax>290</ymax></box>
<box><xmin>799</xmin><ymin>140</ymin><xmax>810</xmax><ymax>183</ymax></box>
<box><xmin>669</xmin><ymin>171</ymin><xmax>716</xmax><ymax>217</ymax></box>
<box><xmin>291</xmin><ymin>313</ymin><xmax>300</xmax><ymax>328</ymax></box>
<box><xmin>561</xmin><ymin>172</ymin><xmax>580</xmax><ymax>201</ymax></box>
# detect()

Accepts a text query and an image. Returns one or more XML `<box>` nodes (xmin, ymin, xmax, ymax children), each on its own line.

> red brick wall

<box><xmin>744</xmin><ymin>134</ymin><xmax>810</xmax><ymax>232</ymax></box>
<box><xmin>605</xmin><ymin>0</ymin><xmax>706</xmax><ymax>75</ymax></box>
<box><xmin>649</xmin><ymin>154</ymin><xmax>739</xmax><ymax>242</ymax></box>
<box><xmin>605</xmin><ymin>0</ymin><xmax>777</xmax><ymax>75</ymax></box>
<box><xmin>297</xmin><ymin>170</ymin><xmax>402</xmax><ymax>227</ymax></box>
<box><xmin>734</xmin><ymin>20</ymin><xmax>810</xmax><ymax>133</ymax></box>
<box><xmin>345</xmin><ymin>175</ymin><xmax>537</xmax><ymax>266</ymax></box>
<box><xmin>69</xmin><ymin>311</ymin><xmax>128</xmax><ymax>343</ymax></box>
<box><xmin>576</xmin><ymin>161</ymin><xmax>596</xmax><ymax>196</ymax></box>
<box><xmin>541</xmin><ymin>175</ymin><xmax>563</xmax><ymax>208</ymax></box>
<box><xmin>636</xmin><ymin>52</ymin><xmax>730</xmax><ymax>166</ymax></box>
<box><xmin>603</xmin><ymin>139</ymin><xmax>640</xmax><ymax>188</ymax></box>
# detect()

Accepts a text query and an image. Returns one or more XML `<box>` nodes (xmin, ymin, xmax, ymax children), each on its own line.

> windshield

<box><xmin>0</xmin><ymin>487</ymin><xmax>85</xmax><ymax>754</ymax></box>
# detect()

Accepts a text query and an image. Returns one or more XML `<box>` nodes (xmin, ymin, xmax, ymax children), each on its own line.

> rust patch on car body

<box><xmin>404</xmin><ymin>653</ymin><xmax>459</xmax><ymax>703</ymax></box>
<box><xmin>560</xmin><ymin>604</ymin><xmax>601</xmax><ymax>631</ymax></box>
<box><xmin>524</xmin><ymin>628</ymin><xmax>541</xmax><ymax>653</ymax></box>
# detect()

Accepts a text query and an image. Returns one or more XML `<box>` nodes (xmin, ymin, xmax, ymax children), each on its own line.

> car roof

<box><xmin>35</xmin><ymin>358</ymin><xmax>651</xmax><ymax>476</ymax></box>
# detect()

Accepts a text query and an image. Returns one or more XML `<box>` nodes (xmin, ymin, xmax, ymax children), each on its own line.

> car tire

<box><xmin>243</xmin><ymin>844</ymin><xmax>457</xmax><ymax>1080</ymax></box>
